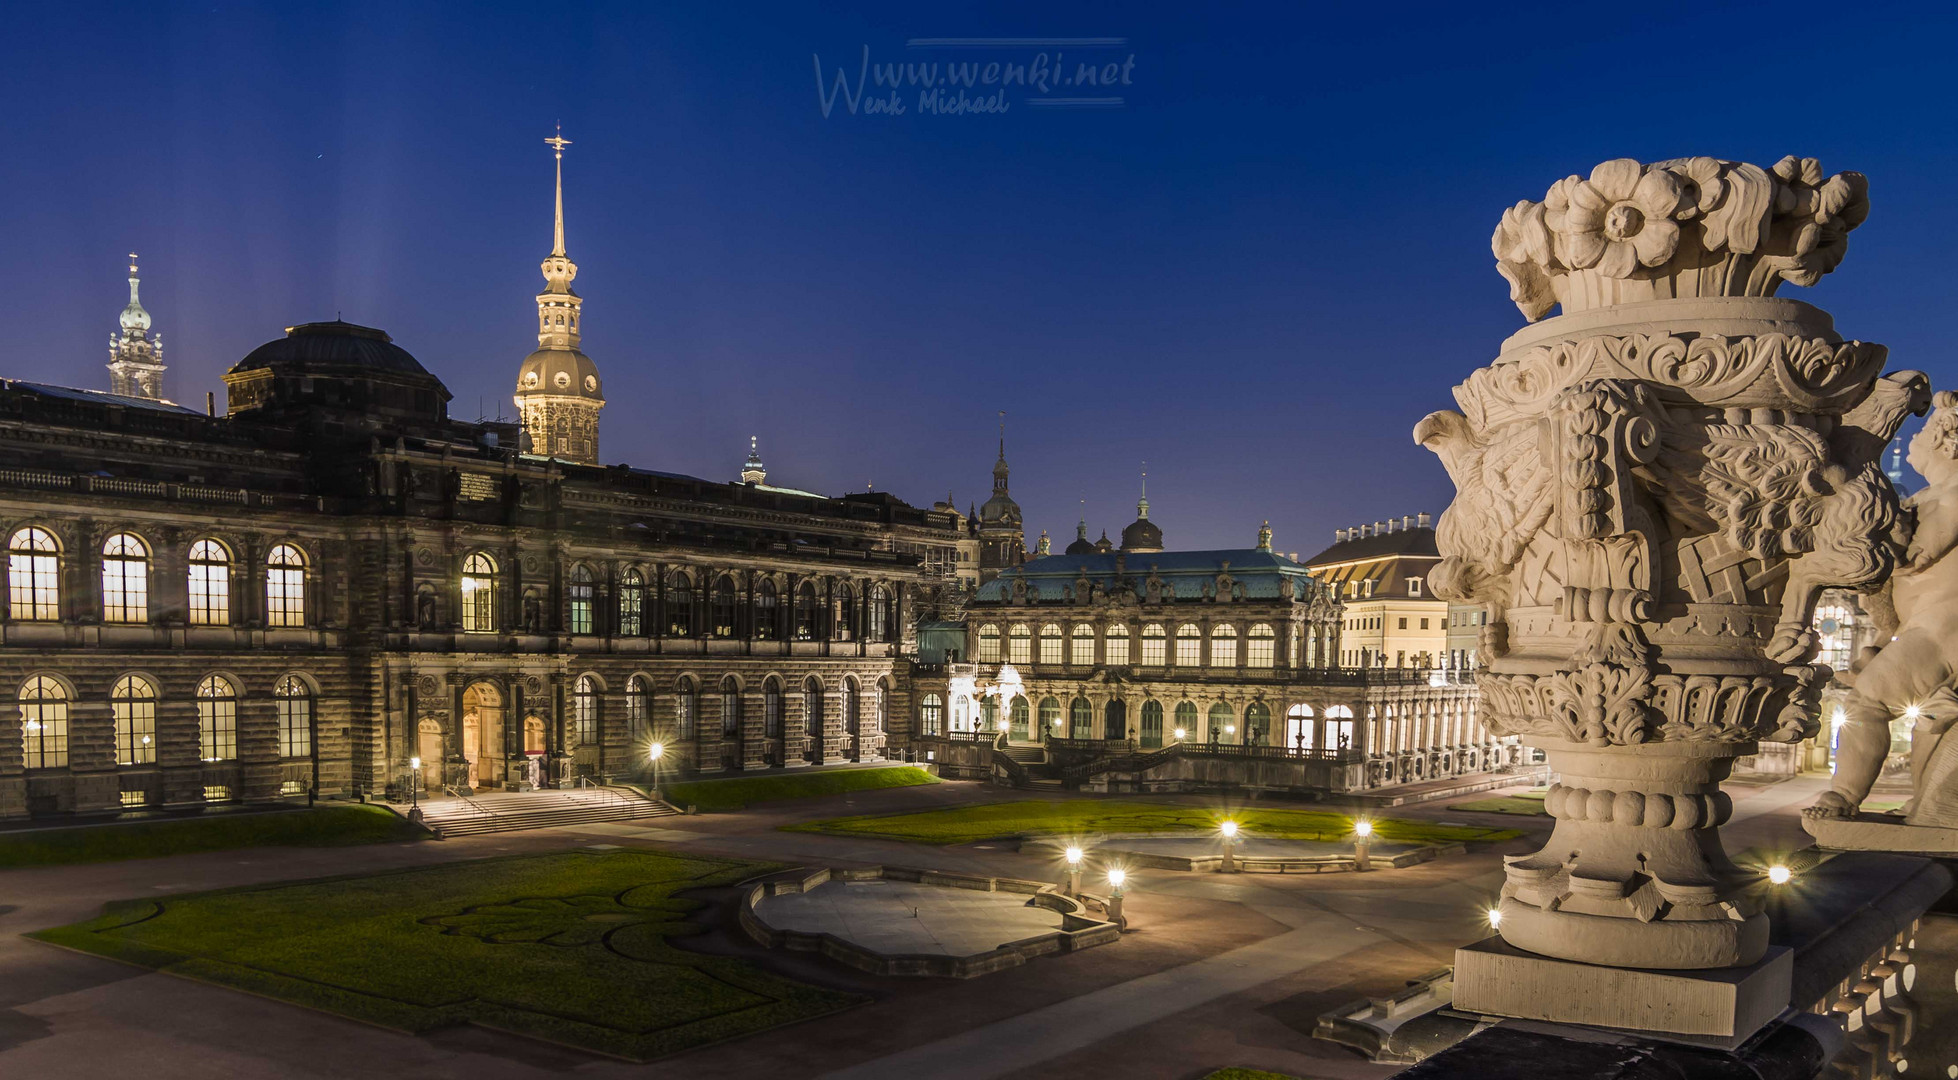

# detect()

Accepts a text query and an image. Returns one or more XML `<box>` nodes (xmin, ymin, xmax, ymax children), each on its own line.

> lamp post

<box><xmin>649</xmin><ymin>741</ymin><xmax>665</xmax><ymax>800</ymax></box>
<box><xmin>1173</xmin><ymin>727</ymin><xmax>1186</xmax><ymax>742</ymax></box>
<box><xmin>1220</xmin><ymin>820</ymin><xmax>1239</xmax><ymax>873</ymax></box>
<box><xmin>1353</xmin><ymin>818</ymin><xmax>1373</xmax><ymax>871</ymax></box>
<box><xmin>1064</xmin><ymin>845</ymin><xmax>1083</xmax><ymax>896</ymax></box>
<box><xmin>409</xmin><ymin>756</ymin><xmax>421</xmax><ymax>811</ymax></box>
<box><xmin>1106</xmin><ymin>867</ymin><xmax>1128</xmax><ymax>929</ymax></box>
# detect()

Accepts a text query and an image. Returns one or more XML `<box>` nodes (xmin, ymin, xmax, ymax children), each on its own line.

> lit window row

<box><xmin>18</xmin><ymin>672</ymin><xmax>315</xmax><ymax>770</ymax></box>
<box><xmin>6</xmin><ymin>527</ymin><xmax>308</xmax><ymax>626</ymax></box>
<box><xmin>975</xmin><ymin>622</ymin><xmax>1282</xmax><ymax>667</ymax></box>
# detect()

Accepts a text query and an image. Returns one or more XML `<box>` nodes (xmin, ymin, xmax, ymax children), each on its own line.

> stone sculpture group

<box><xmin>1419</xmin><ymin>154</ymin><xmax>1938</xmax><ymax>983</ymax></box>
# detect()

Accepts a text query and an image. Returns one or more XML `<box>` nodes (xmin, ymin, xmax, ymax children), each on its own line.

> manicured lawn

<box><xmin>33</xmin><ymin>849</ymin><xmax>861</xmax><ymax>1061</ymax></box>
<box><xmin>1451</xmin><ymin>791</ymin><xmax>1549</xmax><ymax>816</ymax></box>
<box><xmin>0</xmin><ymin>804</ymin><xmax>426</xmax><ymax>869</ymax></box>
<box><xmin>1203</xmin><ymin>1070</ymin><xmax>1303</xmax><ymax>1080</ymax></box>
<box><xmin>782</xmin><ymin>798</ymin><xmax>1520</xmax><ymax>846</ymax></box>
<box><xmin>655</xmin><ymin>765</ymin><xmax>939</xmax><ymax>813</ymax></box>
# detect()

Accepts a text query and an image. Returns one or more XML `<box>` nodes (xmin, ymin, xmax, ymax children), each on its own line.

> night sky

<box><xmin>4</xmin><ymin>2</ymin><xmax>1954</xmax><ymax>554</ymax></box>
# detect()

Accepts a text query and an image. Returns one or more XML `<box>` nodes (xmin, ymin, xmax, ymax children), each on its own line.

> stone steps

<box><xmin>419</xmin><ymin>788</ymin><xmax>677</xmax><ymax>837</ymax></box>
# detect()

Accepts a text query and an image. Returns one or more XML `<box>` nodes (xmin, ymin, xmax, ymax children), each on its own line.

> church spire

<box><xmin>514</xmin><ymin>128</ymin><xmax>604</xmax><ymax>465</ymax></box>
<box><xmin>107</xmin><ymin>252</ymin><xmax>166</xmax><ymax>400</ymax></box>
<box><xmin>741</xmin><ymin>435</ymin><xmax>767</xmax><ymax>485</ymax></box>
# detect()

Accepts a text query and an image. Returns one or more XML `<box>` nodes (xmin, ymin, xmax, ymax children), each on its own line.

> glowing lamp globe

<box><xmin>1220</xmin><ymin>821</ymin><xmax>1239</xmax><ymax>839</ymax></box>
<box><xmin>1354</xmin><ymin>820</ymin><xmax>1374</xmax><ymax>839</ymax></box>
<box><xmin>1064</xmin><ymin>845</ymin><xmax>1083</xmax><ymax>866</ymax></box>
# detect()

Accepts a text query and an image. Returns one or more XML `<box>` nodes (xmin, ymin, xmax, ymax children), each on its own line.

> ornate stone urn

<box><xmin>1419</xmin><ymin>156</ymin><xmax>1927</xmax><ymax>973</ymax></box>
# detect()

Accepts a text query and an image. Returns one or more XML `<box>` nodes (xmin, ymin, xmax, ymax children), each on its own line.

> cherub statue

<box><xmin>1808</xmin><ymin>391</ymin><xmax>1958</xmax><ymax>827</ymax></box>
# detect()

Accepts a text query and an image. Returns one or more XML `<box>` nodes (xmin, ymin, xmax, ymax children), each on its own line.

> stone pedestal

<box><xmin>1803</xmin><ymin>812</ymin><xmax>1958</xmax><ymax>854</ymax></box>
<box><xmin>1453</xmin><ymin>938</ymin><xmax>1791</xmax><ymax>1042</ymax></box>
<box><xmin>1420</xmin><ymin>155</ymin><xmax>1928</xmax><ymax>1002</ymax></box>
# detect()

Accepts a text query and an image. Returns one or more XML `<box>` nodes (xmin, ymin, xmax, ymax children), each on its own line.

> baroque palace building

<box><xmin>915</xmin><ymin>494</ymin><xmax>1517</xmax><ymax>794</ymax></box>
<box><xmin>0</xmin><ymin>136</ymin><xmax>966</xmax><ymax>821</ymax></box>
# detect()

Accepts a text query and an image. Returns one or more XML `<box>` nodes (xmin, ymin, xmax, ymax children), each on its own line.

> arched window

<box><xmin>101</xmin><ymin>533</ymin><xmax>150</xmax><ymax>623</ymax></box>
<box><xmin>1208</xmin><ymin>701</ymin><xmax>1236</xmax><ymax>743</ymax></box>
<box><xmin>832</xmin><ymin>584</ymin><xmax>856</xmax><ymax>641</ymax></box>
<box><xmin>1210</xmin><ymin>624</ymin><xmax>1238</xmax><ymax>668</ymax></box>
<box><xmin>1245</xmin><ymin>701</ymin><xmax>1272</xmax><ymax>745</ymax></box>
<box><xmin>1105</xmin><ymin>623</ymin><xmax>1130</xmax><ymax>666</ymax></box>
<box><xmin>1248</xmin><ymin>623</ymin><xmax>1276</xmax><ymax>668</ymax></box>
<box><xmin>1070</xmin><ymin>624</ymin><xmax>1095</xmax><ymax>666</ymax></box>
<box><xmin>7</xmin><ymin>527</ymin><xmax>59</xmax><ymax>621</ymax></box>
<box><xmin>188</xmin><ymin>540</ymin><xmax>231</xmax><ymax>626</ymax></box>
<box><xmin>568</xmin><ymin>566</ymin><xmax>596</xmax><ymax>634</ymax></box>
<box><xmin>980</xmin><ymin>696</ymin><xmax>998</xmax><ymax>732</ymax></box>
<box><xmin>626</xmin><ymin>675</ymin><xmax>652</xmax><ymax>742</ymax></box>
<box><xmin>573</xmin><ymin>675</ymin><xmax>599</xmax><ymax>745</ymax></box>
<box><xmin>668</xmin><ymin>572</ymin><xmax>694</xmax><ymax>637</ymax></box>
<box><xmin>920</xmin><ymin>692</ymin><xmax>943</xmax><ymax>736</ymax></box>
<box><xmin>197</xmin><ymin>675</ymin><xmax>238</xmax><ymax>761</ymax></box>
<box><xmin>1287</xmin><ymin>703</ymin><xmax>1316</xmax><ymax>750</ymax></box>
<box><xmin>1175</xmin><ymin>624</ymin><xmax>1202</xmax><ymax>666</ymax></box>
<box><xmin>764</xmin><ymin>677</ymin><xmax>784</xmax><ymax>737</ymax></box>
<box><xmin>711</xmin><ymin>576</ymin><xmax>739</xmax><ymax>639</ymax></box>
<box><xmin>867</xmin><ymin>585</ymin><xmax>892</xmax><ymax>643</ymax></box>
<box><xmin>1069</xmin><ymin>696</ymin><xmax>1092</xmax><ymax>739</ymax></box>
<box><xmin>794</xmin><ymin>581</ymin><xmax>819</xmax><ymax>640</ymax></box>
<box><xmin>267</xmin><ymin>543</ymin><xmax>307</xmax><ymax>627</ymax></box>
<box><xmin>1008</xmin><ymin>623</ymin><xmax>1032</xmax><ymax>665</ymax></box>
<box><xmin>802</xmin><ymin>678</ymin><xmax>823</xmax><ymax>736</ymax></box>
<box><xmin>19</xmin><ymin>675</ymin><xmax>68</xmax><ymax>768</ymax></box>
<box><xmin>842</xmin><ymin>678</ymin><xmax>860</xmax><ymax>737</ymax></box>
<box><xmin>275</xmin><ymin>674</ymin><xmax>313</xmax><ymax>758</ymax></box>
<box><xmin>874</xmin><ymin>680</ymin><xmax>888</xmax><ymax>736</ymax></box>
<box><xmin>1010</xmin><ymin>695</ymin><xmax>1030</xmax><ymax>740</ymax></box>
<box><xmin>460</xmin><ymin>552</ymin><xmax>497</xmax><ymax>632</ymax></box>
<box><xmin>677</xmin><ymin>676</ymin><xmax>697</xmax><ymax>740</ymax></box>
<box><xmin>1039</xmin><ymin>623</ymin><xmax>1063</xmax><ymax>665</ymax></box>
<box><xmin>756</xmin><ymin>579</ymin><xmax>780</xmax><ymax>641</ymax></box>
<box><xmin>1140</xmin><ymin>623</ymin><xmax>1166</xmax><ymax>666</ymax></box>
<box><xmin>1140</xmin><ymin>700</ymin><xmax>1164</xmax><ymax>748</ymax></box>
<box><xmin>721</xmin><ymin>675</ymin><xmax>742</xmax><ymax>736</ymax></box>
<box><xmin>619</xmin><ymin>569</ymin><xmax>646</xmax><ymax>636</ymax></box>
<box><xmin>951</xmin><ymin>694</ymin><xmax>973</xmax><ymax>733</ymax></box>
<box><xmin>977</xmin><ymin>624</ymin><xmax>1002</xmax><ymax>663</ymax></box>
<box><xmin>113</xmin><ymin>674</ymin><xmax>158</xmax><ymax>764</ymax></box>
<box><xmin>1038</xmin><ymin>696</ymin><xmax>1061</xmax><ymax>736</ymax></box>
<box><xmin>1174</xmin><ymin>700</ymin><xmax>1198</xmax><ymax>740</ymax></box>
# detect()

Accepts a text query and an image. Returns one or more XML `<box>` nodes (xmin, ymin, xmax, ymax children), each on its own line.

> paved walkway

<box><xmin>756</xmin><ymin>879</ymin><xmax>1062</xmax><ymax>956</ymax></box>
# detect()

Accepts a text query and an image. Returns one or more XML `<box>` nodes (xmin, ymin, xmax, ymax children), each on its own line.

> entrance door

<box><xmin>461</xmin><ymin>682</ymin><xmax>505</xmax><ymax>788</ymax></box>
<box><xmin>416</xmin><ymin>718</ymin><xmax>443</xmax><ymax>793</ymax></box>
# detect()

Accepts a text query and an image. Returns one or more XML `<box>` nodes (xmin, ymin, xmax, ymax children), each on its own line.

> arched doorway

<box><xmin>416</xmin><ymin>718</ymin><xmax>443</xmax><ymax>792</ymax></box>
<box><xmin>1103</xmin><ymin>699</ymin><xmax>1127</xmax><ymax>741</ymax></box>
<box><xmin>460</xmin><ymin>682</ymin><xmax>505</xmax><ymax>788</ymax></box>
<box><xmin>1286</xmin><ymin>704</ymin><xmax>1315</xmax><ymax>753</ymax></box>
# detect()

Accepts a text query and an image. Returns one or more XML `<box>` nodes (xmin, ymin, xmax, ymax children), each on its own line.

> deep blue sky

<box><xmin>4</xmin><ymin>2</ymin><xmax>1953</xmax><ymax>555</ymax></box>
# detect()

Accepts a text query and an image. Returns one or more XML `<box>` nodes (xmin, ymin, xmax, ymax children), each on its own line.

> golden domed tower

<box><xmin>514</xmin><ymin>129</ymin><xmax>604</xmax><ymax>463</ymax></box>
<box><xmin>107</xmin><ymin>253</ymin><xmax>166</xmax><ymax>400</ymax></box>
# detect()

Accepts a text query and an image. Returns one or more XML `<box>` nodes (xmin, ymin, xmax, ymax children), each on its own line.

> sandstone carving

<box><xmin>1807</xmin><ymin>392</ymin><xmax>1958</xmax><ymax>833</ymax></box>
<box><xmin>1421</xmin><ymin>155</ymin><xmax>1926</xmax><ymax>971</ymax></box>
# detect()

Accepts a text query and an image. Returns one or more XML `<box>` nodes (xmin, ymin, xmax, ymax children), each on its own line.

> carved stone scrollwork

<box><xmin>1421</xmin><ymin>154</ymin><xmax>1928</xmax><ymax>973</ymax></box>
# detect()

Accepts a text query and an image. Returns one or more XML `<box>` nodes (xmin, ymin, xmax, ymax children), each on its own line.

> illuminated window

<box><xmin>1245</xmin><ymin>701</ymin><xmax>1271</xmax><ymax>744</ymax></box>
<box><xmin>1208</xmin><ymin>701</ymin><xmax>1235</xmax><ymax>742</ymax></box>
<box><xmin>619</xmin><ymin>569</ymin><xmax>645</xmax><ymax>636</ymax></box>
<box><xmin>460</xmin><ymin>553</ymin><xmax>497</xmax><ymax>632</ymax></box>
<box><xmin>1008</xmin><ymin>623</ymin><xmax>1032</xmax><ymax>664</ymax></box>
<box><xmin>920</xmin><ymin>693</ymin><xmax>943</xmax><ymax>736</ymax></box>
<box><xmin>1174</xmin><ymin>700</ymin><xmax>1198</xmax><ymax>737</ymax></box>
<box><xmin>569</xmin><ymin>565</ymin><xmax>596</xmax><ymax>634</ymax></box>
<box><xmin>794</xmin><ymin>581</ymin><xmax>818</xmax><ymax>639</ymax></box>
<box><xmin>101</xmin><ymin>533</ymin><xmax>149</xmax><ymax>623</ymax></box>
<box><xmin>7</xmin><ymin>527</ymin><xmax>59</xmax><ymax>621</ymax></box>
<box><xmin>1039</xmin><ymin>624</ymin><xmax>1063</xmax><ymax>665</ymax></box>
<box><xmin>1247</xmin><ymin>623</ymin><xmax>1276</xmax><ymax>668</ymax></box>
<box><xmin>267</xmin><ymin>544</ymin><xmax>307</xmax><ymax>627</ymax></box>
<box><xmin>756</xmin><ymin>579</ymin><xmax>780</xmax><ymax>640</ymax></box>
<box><xmin>1141</xmin><ymin>623</ymin><xmax>1166</xmax><ymax>666</ymax></box>
<box><xmin>977</xmin><ymin>624</ymin><xmax>1001</xmax><ymax>663</ymax></box>
<box><xmin>668</xmin><ymin>572</ymin><xmax>694</xmax><ymax>637</ymax></box>
<box><xmin>574</xmin><ymin>675</ymin><xmax>599</xmax><ymax>744</ymax></box>
<box><xmin>626</xmin><ymin>675</ymin><xmax>652</xmax><ymax>741</ymax></box>
<box><xmin>275</xmin><ymin>674</ymin><xmax>313</xmax><ymax>758</ymax></box>
<box><xmin>1175</xmin><ymin>623</ymin><xmax>1201</xmax><ymax>667</ymax></box>
<box><xmin>1010</xmin><ymin>695</ymin><xmax>1029</xmax><ymax>739</ymax></box>
<box><xmin>113</xmin><ymin>674</ymin><xmax>158</xmax><ymax>764</ymax></box>
<box><xmin>1105</xmin><ymin>623</ymin><xmax>1130</xmax><ymax>666</ymax></box>
<box><xmin>188</xmin><ymin>540</ymin><xmax>231</xmax><ymax>625</ymax></box>
<box><xmin>1071</xmin><ymin>624</ymin><xmax>1095</xmax><ymax>666</ymax></box>
<box><xmin>197</xmin><ymin>675</ymin><xmax>238</xmax><ymax>761</ymax></box>
<box><xmin>1038</xmin><ymin>696</ymin><xmax>1061</xmax><ymax>734</ymax></box>
<box><xmin>19</xmin><ymin>675</ymin><xmax>67</xmax><ymax>768</ymax></box>
<box><xmin>1814</xmin><ymin>601</ymin><xmax>1857</xmax><ymax>673</ymax></box>
<box><xmin>1211</xmin><ymin>624</ymin><xmax>1238</xmax><ymax>667</ymax></box>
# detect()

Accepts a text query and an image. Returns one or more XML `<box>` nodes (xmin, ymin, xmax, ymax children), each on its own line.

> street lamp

<box><xmin>1173</xmin><ymin>727</ymin><xmax>1187</xmax><ymax>741</ymax></box>
<box><xmin>649</xmin><ymin>741</ymin><xmax>665</xmax><ymax>799</ymax></box>
<box><xmin>1767</xmin><ymin>863</ymin><xmax>1792</xmax><ymax>885</ymax></box>
<box><xmin>1064</xmin><ymin>845</ymin><xmax>1084</xmax><ymax>896</ymax></box>
<box><xmin>1487</xmin><ymin>906</ymin><xmax>1503</xmax><ymax>932</ymax></box>
<box><xmin>408</xmin><ymin>756</ymin><xmax>421</xmax><ymax>810</ymax></box>
<box><xmin>1106</xmin><ymin>867</ymin><xmax>1128</xmax><ymax>928</ymax></box>
<box><xmin>1353</xmin><ymin>818</ymin><xmax>1374</xmax><ymax>872</ymax></box>
<box><xmin>1220</xmin><ymin>819</ymin><xmax>1239</xmax><ymax>873</ymax></box>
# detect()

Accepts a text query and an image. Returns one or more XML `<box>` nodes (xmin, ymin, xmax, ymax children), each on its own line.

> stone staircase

<box><xmin>992</xmin><ymin>741</ymin><xmax>1066</xmax><ymax>791</ymax></box>
<box><xmin>417</xmin><ymin>786</ymin><xmax>677</xmax><ymax>838</ymax></box>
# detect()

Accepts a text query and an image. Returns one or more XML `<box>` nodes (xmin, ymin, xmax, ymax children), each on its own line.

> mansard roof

<box><xmin>973</xmin><ymin>548</ymin><xmax>1323</xmax><ymax>603</ymax></box>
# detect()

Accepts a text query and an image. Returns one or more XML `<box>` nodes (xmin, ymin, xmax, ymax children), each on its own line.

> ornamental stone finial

<box><xmin>1422</xmin><ymin>155</ymin><xmax>1927</xmax><ymax>994</ymax></box>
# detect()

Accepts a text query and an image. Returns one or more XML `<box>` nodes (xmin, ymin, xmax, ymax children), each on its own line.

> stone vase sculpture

<box><xmin>1418</xmin><ymin>156</ymin><xmax>1928</xmax><ymax>976</ymax></box>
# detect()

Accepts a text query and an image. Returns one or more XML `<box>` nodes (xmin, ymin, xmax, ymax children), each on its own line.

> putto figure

<box><xmin>1808</xmin><ymin>391</ymin><xmax>1958</xmax><ymax>832</ymax></box>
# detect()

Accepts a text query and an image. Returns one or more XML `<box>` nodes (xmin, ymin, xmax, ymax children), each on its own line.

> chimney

<box><xmin>1402</xmin><ymin>514</ymin><xmax>1415</xmax><ymax>531</ymax></box>
<box><xmin>1417</xmin><ymin>511</ymin><xmax>1433</xmax><ymax>529</ymax></box>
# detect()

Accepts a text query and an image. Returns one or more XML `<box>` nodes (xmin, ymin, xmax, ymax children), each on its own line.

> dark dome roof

<box><xmin>1064</xmin><ymin>534</ymin><xmax>1097</xmax><ymax>556</ymax></box>
<box><xmin>231</xmin><ymin>321</ymin><xmax>431</xmax><ymax>375</ymax></box>
<box><xmin>1121</xmin><ymin>516</ymin><xmax>1163</xmax><ymax>552</ymax></box>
